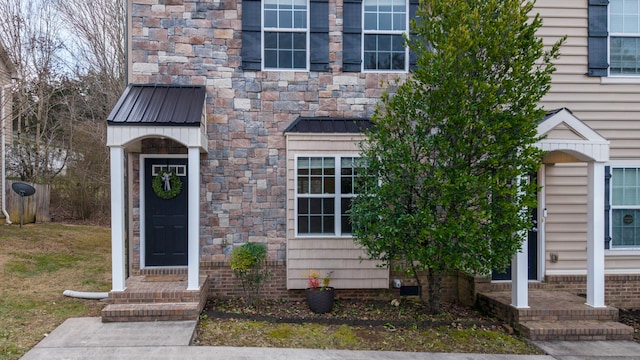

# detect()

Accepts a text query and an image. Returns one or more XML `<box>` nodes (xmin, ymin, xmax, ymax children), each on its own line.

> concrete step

<box><xmin>519</xmin><ymin>320</ymin><xmax>634</xmax><ymax>341</ymax></box>
<box><xmin>101</xmin><ymin>302</ymin><xmax>201</xmax><ymax>322</ymax></box>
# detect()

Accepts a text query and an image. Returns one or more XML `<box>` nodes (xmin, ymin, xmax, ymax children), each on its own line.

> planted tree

<box><xmin>229</xmin><ymin>242</ymin><xmax>270</xmax><ymax>306</ymax></box>
<box><xmin>350</xmin><ymin>0</ymin><xmax>564</xmax><ymax>313</ymax></box>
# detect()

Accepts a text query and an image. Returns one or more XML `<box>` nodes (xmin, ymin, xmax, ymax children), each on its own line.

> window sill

<box><xmin>293</xmin><ymin>234</ymin><xmax>354</xmax><ymax>239</ymax></box>
<box><xmin>600</xmin><ymin>76</ymin><xmax>640</xmax><ymax>85</ymax></box>
<box><xmin>605</xmin><ymin>249</ymin><xmax>640</xmax><ymax>256</ymax></box>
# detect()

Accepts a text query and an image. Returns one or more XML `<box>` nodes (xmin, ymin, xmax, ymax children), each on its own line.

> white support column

<box><xmin>187</xmin><ymin>147</ymin><xmax>200</xmax><ymax>290</ymax></box>
<box><xmin>511</xmin><ymin>175</ymin><xmax>529</xmax><ymax>309</ymax></box>
<box><xmin>110</xmin><ymin>146</ymin><xmax>126</xmax><ymax>292</ymax></box>
<box><xmin>587</xmin><ymin>161</ymin><xmax>606</xmax><ymax>308</ymax></box>
<box><xmin>511</xmin><ymin>236</ymin><xmax>529</xmax><ymax>309</ymax></box>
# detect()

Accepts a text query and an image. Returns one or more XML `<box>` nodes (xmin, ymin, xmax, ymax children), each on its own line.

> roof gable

<box><xmin>537</xmin><ymin>108</ymin><xmax>609</xmax><ymax>162</ymax></box>
<box><xmin>538</xmin><ymin>108</ymin><xmax>606</xmax><ymax>143</ymax></box>
<box><xmin>0</xmin><ymin>41</ymin><xmax>17</xmax><ymax>80</ymax></box>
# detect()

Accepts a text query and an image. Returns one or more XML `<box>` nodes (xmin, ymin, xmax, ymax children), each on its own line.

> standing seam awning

<box><xmin>106</xmin><ymin>84</ymin><xmax>208</xmax><ymax>152</ymax></box>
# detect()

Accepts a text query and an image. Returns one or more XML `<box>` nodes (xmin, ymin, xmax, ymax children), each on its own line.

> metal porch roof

<box><xmin>284</xmin><ymin>117</ymin><xmax>373</xmax><ymax>133</ymax></box>
<box><xmin>107</xmin><ymin>84</ymin><xmax>205</xmax><ymax>126</ymax></box>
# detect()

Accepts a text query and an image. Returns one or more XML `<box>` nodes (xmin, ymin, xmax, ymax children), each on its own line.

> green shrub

<box><xmin>229</xmin><ymin>242</ymin><xmax>270</xmax><ymax>306</ymax></box>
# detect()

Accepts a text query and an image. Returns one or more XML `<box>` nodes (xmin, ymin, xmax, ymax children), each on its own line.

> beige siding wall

<box><xmin>0</xmin><ymin>56</ymin><xmax>11</xmax><ymax>216</ymax></box>
<box><xmin>538</xmin><ymin>0</ymin><xmax>640</xmax><ymax>159</ymax></box>
<box><xmin>285</xmin><ymin>133</ymin><xmax>389</xmax><ymax>289</ymax></box>
<box><xmin>543</xmin><ymin>163</ymin><xmax>588</xmax><ymax>273</ymax></box>
<box><xmin>536</xmin><ymin>1</ymin><xmax>640</xmax><ymax>275</ymax></box>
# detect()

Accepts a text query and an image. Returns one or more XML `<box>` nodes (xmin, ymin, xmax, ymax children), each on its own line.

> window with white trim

<box><xmin>610</xmin><ymin>0</ymin><xmax>640</xmax><ymax>75</ymax></box>
<box><xmin>363</xmin><ymin>0</ymin><xmax>408</xmax><ymax>71</ymax></box>
<box><xmin>610</xmin><ymin>167</ymin><xmax>640</xmax><ymax>247</ymax></box>
<box><xmin>263</xmin><ymin>0</ymin><xmax>309</xmax><ymax>70</ymax></box>
<box><xmin>296</xmin><ymin>156</ymin><xmax>363</xmax><ymax>235</ymax></box>
<box><xmin>151</xmin><ymin>164</ymin><xmax>186</xmax><ymax>177</ymax></box>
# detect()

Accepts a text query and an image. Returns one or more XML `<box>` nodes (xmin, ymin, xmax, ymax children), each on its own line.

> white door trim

<box><xmin>139</xmin><ymin>154</ymin><xmax>188</xmax><ymax>270</ymax></box>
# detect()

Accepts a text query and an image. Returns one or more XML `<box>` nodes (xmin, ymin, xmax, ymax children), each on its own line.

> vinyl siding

<box><xmin>285</xmin><ymin>133</ymin><xmax>389</xmax><ymax>289</ymax></box>
<box><xmin>0</xmin><ymin>57</ymin><xmax>9</xmax><ymax>216</ymax></box>
<box><xmin>536</xmin><ymin>0</ymin><xmax>640</xmax><ymax>274</ymax></box>
<box><xmin>544</xmin><ymin>163</ymin><xmax>588</xmax><ymax>273</ymax></box>
<box><xmin>537</xmin><ymin>1</ymin><xmax>640</xmax><ymax>159</ymax></box>
<box><xmin>545</xmin><ymin>123</ymin><xmax>586</xmax><ymax>140</ymax></box>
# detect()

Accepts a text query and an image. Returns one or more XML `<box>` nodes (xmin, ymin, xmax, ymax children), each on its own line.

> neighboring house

<box><xmin>106</xmin><ymin>0</ymin><xmax>640</xmax><ymax>312</ymax></box>
<box><xmin>0</xmin><ymin>42</ymin><xmax>17</xmax><ymax>225</ymax></box>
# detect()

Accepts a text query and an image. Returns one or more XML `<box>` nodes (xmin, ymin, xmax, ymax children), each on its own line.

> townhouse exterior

<box><xmin>1</xmin><ymin>42</ymin><xmax>16</xmax><ymax>225</ymax></box>
<box><xmin>105</xmin><ymin>0</ymin><xmax>640</xmax><ymax>312</ymax></box>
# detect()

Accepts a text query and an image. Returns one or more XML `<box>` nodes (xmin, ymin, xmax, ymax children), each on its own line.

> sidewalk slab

<box><xmin>534</xmin><ymin>340</ymin><xmax>640</xmax><ymax>359</ymax></box>
<box><xmin>30</xmin><ymin>317</ymin><xmax>196</xmax><ymax>348</ymax></box>
<box><xmin>23</xmin><ymin>346</ymin><xmax>554</xmax><ymax>360</ymax></box>
<box><xmin>32</xmin><ymin>316</ymin><xmax>640</xmax><ymax>360</ymax></box>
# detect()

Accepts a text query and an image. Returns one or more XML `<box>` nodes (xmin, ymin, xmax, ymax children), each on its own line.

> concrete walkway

<box><xmin>20</xmin><ymin>317</ymin><xmax>640</xmax><ymax>360</ymax></box>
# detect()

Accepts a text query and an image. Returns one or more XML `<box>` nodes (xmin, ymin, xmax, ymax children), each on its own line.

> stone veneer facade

<box><xmin>128</xmin><ymin>0</ymin><xmax>406</xmax><ymax>266</ymax></box>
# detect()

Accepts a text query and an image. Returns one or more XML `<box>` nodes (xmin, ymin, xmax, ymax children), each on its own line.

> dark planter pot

<box><xmin>305</xmin><ymin>287</ymin><xmax>335</xmax><ymax>314</ymax></box>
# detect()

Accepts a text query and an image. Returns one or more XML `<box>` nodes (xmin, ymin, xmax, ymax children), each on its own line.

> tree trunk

<box><xmin>426</xmin><ymin>268</ymin><xmax>442</xmax><ymax>314</ymax></box>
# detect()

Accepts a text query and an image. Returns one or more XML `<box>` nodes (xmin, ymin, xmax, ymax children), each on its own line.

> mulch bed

<box><xmin>203</xmin><ymin>298</ymin><xmax>505</xmax><ymax>331</ymax></box>
<box><xmin>619</xmin><ymin>310</ymin><xmax>640</xmax><ymax>342</ymax></box>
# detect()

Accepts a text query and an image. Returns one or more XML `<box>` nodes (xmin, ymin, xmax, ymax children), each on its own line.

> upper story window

<box><xmin>343</xmin><ymin>0</ymin><xmax>417</xmax><ymax>73</ymax></box>
<box><xmin>263</xmin><ymin>0</ymin><xmax>309</xmax><ymax>70</ymax></box>
<box><xmin>242</xmin><ymin>0</ymin><xmax>329</xmax><ymax>72</ymax></box>
<box><xmin>588</xmin><ymin>0</ymin><xmax>640</xmax><ymax>76</ymax></box>
<box><xmin>610</xmin><ymin>0</ymin><xmax>640</xmax><ymax>75</ymax></box>
<box><xmin>296</xmin><ymin>156</ymin><xmax>363</xmax><ymax>236</ymax></box>
<box><xmin>363</xmin><ymin>0</ymin><xmax>408</xmax><ymax>71</ymax></box>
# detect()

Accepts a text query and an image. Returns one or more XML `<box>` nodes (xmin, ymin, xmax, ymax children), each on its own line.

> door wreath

<box><xmin>152</xmin><ymin>171</ymin><xmax>182</xmax><ymax>199</ymax></box>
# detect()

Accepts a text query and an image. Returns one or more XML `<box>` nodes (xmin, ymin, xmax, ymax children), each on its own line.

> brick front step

<box><xmin>517</xmin><ymin>307</ymin><xmax>619</xmax><ymax>322</ymax></box>
<box><xmin>519</xmin><ymin>320</ymin><xmax>634</xmax><ymax>341</ymax></box>
<box><xmin>108</xmin><ymin>289</ymin><xmax>202</xmax><ymax>304</ymax></box>
<box><xmin>101</xmin><ymin>302</ymin><xmax>201</xmax><ymax>322</ymax></box>
<box><xmin>477</xmin><ymin>291</ymin><xmax>620</xmax><ymax>323</ymax></box>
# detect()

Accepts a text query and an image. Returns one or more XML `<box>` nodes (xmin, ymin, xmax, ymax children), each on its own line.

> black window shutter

<box><xmin>310</xmin><ymin>0</ymin><xmax>330</xmax><ymax>71</ymax></box>
<box><xmin>587</xmin><ymin>0</ymin><xmax>609</xmax><ymax>77</ymax></box>
<box><xmin>409</xmin><ymin>0</ymin><xmax>419</xmax><ymax>71</ymax></box>
<box><xmin>605</xmin><ymin>166</ymin><xmax>611</xmax><ymax>249</ymax></box>
<box><xmin>242</xmin><ymin>0</ymin><xmax>262</xmax><ymax>70</ymax></box>
<box><xmin>343</xmin><ymin>0</ymin><xmax>362</xmax><ymax>72</ymax></box>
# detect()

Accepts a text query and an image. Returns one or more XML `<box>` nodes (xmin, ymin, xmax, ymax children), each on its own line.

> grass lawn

<box><xmin>0</xmin><ymin>223</ymin><xmax>111</xmax><ymax>360</ymax></box>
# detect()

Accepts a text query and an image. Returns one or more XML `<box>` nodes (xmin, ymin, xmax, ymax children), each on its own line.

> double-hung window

<box><xmin>263</xmin><ymin>0</ymin><xmax>309</xmax><ymax>70</ymax></box>
<box><xmin>609</xmin><ymin>0</ymin><xmax>640</xmax><ymax>75</ymax></box>
<box><xmin>296</xmin><ymin>156</ymin><xmax>362</xmax><ymax>236</ymax></box>
<box><xmin>363</xmin><ymin>0</ymin><xmax>408</xmax><ymax>71</ymax></box>
<box><xmin>343</xmin><ymin>0</ymin><xmax>416</xmax><ymax>72</ymax></box>
<box><xmin>609</xmin><ymin>167</ymin><xmax>640</xmax><ymax>248</ymax></box>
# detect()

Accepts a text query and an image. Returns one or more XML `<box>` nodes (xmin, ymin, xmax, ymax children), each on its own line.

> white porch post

<box><xmin>187</xmin><ymin>147</ymin><xmax>200</xmax><ymax>290</ymax></box>
<box><xmin>511</xmin><ymin>175</ymin><xmax>529</xmax><ymax>309</ymax></box>
<box><xmin>587</xmin><ymin>161</ymin><xmax>606</xmax><ymax>307</ymax></box>
<box><xmin>110</xmin><ymin>146</ymin><xmax>126</xmax><ymax>292</ymax></box>
<box><xmin>511</xmin><ymin>234</ymin><xmax>529</xmax><ymax>308</ymax></box>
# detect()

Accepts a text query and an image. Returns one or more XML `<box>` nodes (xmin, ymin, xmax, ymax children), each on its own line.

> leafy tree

<box><xmin>0</xmin><ymin>0</ymin><xmax>125</xmax><ymax>221</ymax></box>
<box><xmin>350</xmin><ymin>0</ymin><xmax>564</xmax><ymax>314</ymax></box>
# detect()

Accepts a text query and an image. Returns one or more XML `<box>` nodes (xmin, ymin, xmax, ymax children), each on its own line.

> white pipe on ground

<box><xmin>63</xmin><ymin>290</ymin><xmax>109</xmax><ymax>300</ymax></box>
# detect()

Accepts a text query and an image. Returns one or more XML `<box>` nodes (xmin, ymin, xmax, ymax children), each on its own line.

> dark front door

<box><xmin>145</xmin><ymin>158</ymin><xmax>188</xmax><ymax>266</ymax></box>
<box><xmin>491</xmin><ymin>208</ymin><xmax>538</xmax><ymax>281</ymax></box>
<box><xmin>492</xmin><ymin>172</ymin><xmax>539</xmax><ymax>281</ymax></box>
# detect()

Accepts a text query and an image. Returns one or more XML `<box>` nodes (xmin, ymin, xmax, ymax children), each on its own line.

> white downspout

<box><xmin>1</xmin><ymin>83</ymin><xmax>12</xmax><ymax>224</ymax></box>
